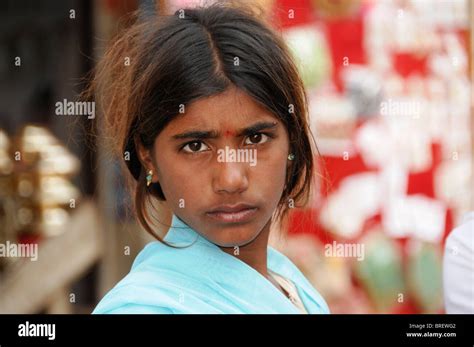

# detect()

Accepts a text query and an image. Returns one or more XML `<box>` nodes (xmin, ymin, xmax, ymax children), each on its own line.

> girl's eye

<box><xmin>244</xmin><ymin>133</ymin><xmax>269</xmax><ymax>145</ymax></box>
<box><xmin>182</xmin><ymin>141</ymin><xmax>209</xmax><ymax>153</ymax></box>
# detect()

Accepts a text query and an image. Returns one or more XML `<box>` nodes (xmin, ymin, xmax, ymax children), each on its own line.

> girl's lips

<box><xmin>206</xmin><ymin>207</ymin><xmax>258</xmax><ymax>224</ymax></box>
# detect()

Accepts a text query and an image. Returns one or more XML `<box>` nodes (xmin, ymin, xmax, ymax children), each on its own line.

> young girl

<box><xmin>92</xmin><ymin>2</ymin><xmax>329</xmax><ymax>314</ymax></box>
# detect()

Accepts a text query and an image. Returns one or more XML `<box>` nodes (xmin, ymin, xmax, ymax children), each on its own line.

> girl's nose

<box><xmin>212</xmin><ymin>161</ymin><xmax>249</xmax><ymax>195</ymax></box>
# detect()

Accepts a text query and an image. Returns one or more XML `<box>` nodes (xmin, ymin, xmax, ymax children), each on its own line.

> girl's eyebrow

<box><xmin>172</xmin><ymin>129</ymin><xmax>219</xmax><ymax>141</ymax></box>
<box><xmin>239</xmin><ymin>121</ymin><xmax>278</xmax><ymax>137</ymax></box>
<box><xmin>171</xmin><ymin>121</ymin><xmax>278</xmax><ymax>141</ymax></box>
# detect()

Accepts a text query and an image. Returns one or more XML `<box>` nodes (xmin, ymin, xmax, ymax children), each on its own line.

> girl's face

<box><xmin>146</xmin><ymin>87</ymin><xmax>290</xmax><ymax>248</ymax></box>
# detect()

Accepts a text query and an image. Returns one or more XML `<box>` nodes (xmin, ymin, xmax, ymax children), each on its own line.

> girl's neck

<box><xmin>219</xmin><ymin>218</ymin><xmax>272</xmax><ymax>278</ymax></box>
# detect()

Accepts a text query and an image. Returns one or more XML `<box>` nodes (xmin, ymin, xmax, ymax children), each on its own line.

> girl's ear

<box><xmin>135</xmin><ymin>136</ymin><xmax>156</xmax><ymax>181</ymax></box>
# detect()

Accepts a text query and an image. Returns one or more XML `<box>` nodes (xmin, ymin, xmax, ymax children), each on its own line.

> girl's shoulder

<box><xmin>92</xmin><ymin>241</ymin><xmax>207</xmax><ymax>314</ymax></box>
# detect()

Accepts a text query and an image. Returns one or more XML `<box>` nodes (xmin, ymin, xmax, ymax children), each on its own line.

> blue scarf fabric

<box><xmin>93</xmin><ymin>214</ymin><xmax>330</xmax><ymax>314</ymax></box>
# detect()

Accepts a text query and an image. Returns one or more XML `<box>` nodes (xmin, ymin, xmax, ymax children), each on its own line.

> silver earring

<box><xmin>146</xmin><ymin>170</ymin><xmax>153</xmax><ymax>187</ymax></box>
<box><xmin>288</xmin><ymin>153</ymin><xmax>295</xmax><ymax>161</ymax></box>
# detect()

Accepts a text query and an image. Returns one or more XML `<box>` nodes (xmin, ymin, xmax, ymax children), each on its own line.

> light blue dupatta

<box><xmin>93</xmin><ymin>214</ymin><xmax>330</xmax><ymax>314</ymax></box>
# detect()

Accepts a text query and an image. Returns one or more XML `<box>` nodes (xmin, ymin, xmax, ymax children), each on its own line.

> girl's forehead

<box><xmin>167</xmin><ymin>88</ymin><xmax>278</xmax><ymax>131</ymax></box>
<box><xmin>187</xmin><ymin>87</ymin><xmax>263</xmax><ymax>115</ymax></box>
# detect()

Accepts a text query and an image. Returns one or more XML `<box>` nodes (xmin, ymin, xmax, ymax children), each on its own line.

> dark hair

<box><xmin>88</xmin><ymin>1</ymin><xmax>316</xmax><ymax>243</ymax></box>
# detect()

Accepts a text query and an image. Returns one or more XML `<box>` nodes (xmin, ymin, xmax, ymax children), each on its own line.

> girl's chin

<box><xmin>205</xmin><ymin>231</ymin><xmax>261</xmax><ymax>248</ymax></box>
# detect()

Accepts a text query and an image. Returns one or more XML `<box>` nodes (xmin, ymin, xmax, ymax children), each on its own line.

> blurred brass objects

<box><xmin>0</xmin><ymin>131</ymin><xmax>13</xmax><ymax>176</ymax></box>
<box><xmin>18</xmin><ymin>126</ymin><xmax>80</xmax><ymax>176</ymax></box>
<box><xmin>0</xmin><ymin>130</ymin><xmax>15</xmax><ymax>271</ymax></box>
<box><xmin>0</xmin><ymin>125</ymin><xmax>81</xmax><ymax>245</ymax></box>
